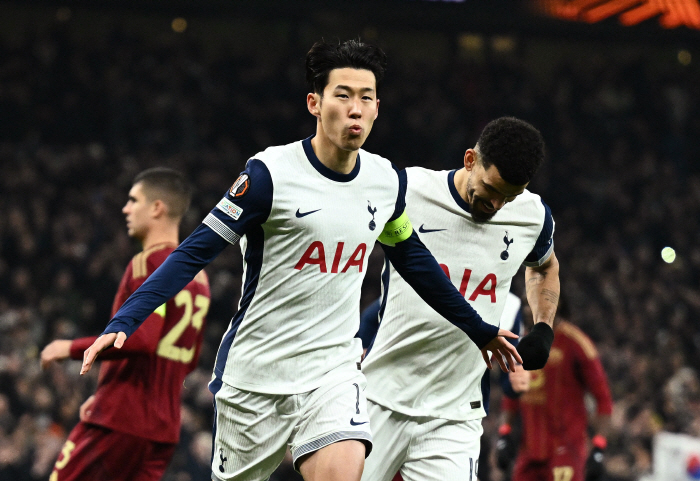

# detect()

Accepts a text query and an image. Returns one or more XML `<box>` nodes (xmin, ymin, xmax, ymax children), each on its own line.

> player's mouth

<box><xmin>348</xmin><ymin>125</ymin><xmax>362</xmax><ymax>135</ymax></box>
<box><xmin>479</xmin><ymin>201</ymin><xmax>496</xmax><ymax>214</ymax></box>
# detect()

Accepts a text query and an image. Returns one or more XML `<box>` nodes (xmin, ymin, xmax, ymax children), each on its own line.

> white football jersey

<box><xmin>363</xmin><ymin>167</ymin><xmax>554</xmax><ymax>421</ymax></box>
<box><xmin>204</xmin><ymin>138</ymin><xmax>401</xmax><ymax>395</ymax></box>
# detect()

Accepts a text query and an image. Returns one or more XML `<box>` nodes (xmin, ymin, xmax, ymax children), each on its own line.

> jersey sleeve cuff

<box><xmin>203</xmin><ymin>213</ymin><xmax>242</xmax><ymax>245</ymax></box>
<box><xmin>522</xmin><ymin>241</ymin><xmax>554</xmax><ymax>267</ymax></box>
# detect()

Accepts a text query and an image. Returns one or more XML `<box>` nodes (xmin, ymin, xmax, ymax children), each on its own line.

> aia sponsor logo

<box><xmin>295</xmin><ymin>242</ymin><xmax>367</xmax><ymax>273</ymax></box>
<box><xmin>439</xmin><ymin>264</ymin><xmax>497</xmax><ymax>303</ymax></box>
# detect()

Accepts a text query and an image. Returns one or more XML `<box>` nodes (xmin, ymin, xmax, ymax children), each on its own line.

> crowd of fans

<box><xmin>1</xmin><ymin>7</ymin><xmax>699</xmax><ymax>481</ymax></box>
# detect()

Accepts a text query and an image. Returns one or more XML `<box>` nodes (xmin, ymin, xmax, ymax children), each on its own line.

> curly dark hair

<box><xmin>305</xmin><ymin>39</ymin><xmax>387</xmax><ymax>95</ymax></box>
<box><xmin>477</xmin><ymin>117</ymin><xmax>545</xmax><ymax>186</ymax></box>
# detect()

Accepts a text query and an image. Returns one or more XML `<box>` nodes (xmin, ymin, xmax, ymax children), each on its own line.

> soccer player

<box><xmin>79</xmin><ymin>40</ymin><xmax>529</xmax><ymax>481</ymax></box>
<box><xmin>496</xmin><ymin>301</ymin><xmax>613</xmax><ymax>481</ymax></box>
<box><xmin>359</xmin><ymin>117</ymin><xmax>560</xmax><ymax>481</ymax></box>
<box><xmin>40</xmin><ymin>168</ymin><xmax>210</xmax><ymax>481</ymax></box>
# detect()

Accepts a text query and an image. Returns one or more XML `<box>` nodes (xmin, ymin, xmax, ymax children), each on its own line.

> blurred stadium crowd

<box><xmin>1</xmin><ymin>7</ymin><xmax>700</xmax><ymax>481</ymax></box>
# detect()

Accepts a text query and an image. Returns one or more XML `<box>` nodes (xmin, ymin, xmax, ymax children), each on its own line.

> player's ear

<box><xmin>464</xmin><ymin>149</ymin><xmax>477</xmax><ymax>172</ymax></box>
<box><xmin>151</xmin><ymin>199</ymin><xmax>168</xmax><ymax>219</ymax></box>
<box><xmin>374</xmin><ymin>98</ymin><xmax>380</xmax><ymax>120</ymax></box>
<box><xmin>307</xmin><ymin>92</ymin><xmax>321</xmax><ymax>118</ymax></box>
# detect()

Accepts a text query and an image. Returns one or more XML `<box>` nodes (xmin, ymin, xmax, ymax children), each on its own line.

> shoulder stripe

<box><xmin>131</xmin><ymin>244</ymin><xmax>173</xmax><ymax>279</ymax></box>
<box><xmin>558</xmin><ymin>322</ymin><xmax>598</xmax><ymax>359</ymax></box>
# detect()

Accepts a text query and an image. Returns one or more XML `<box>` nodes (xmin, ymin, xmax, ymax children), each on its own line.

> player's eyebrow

<box><xmin>334</xmin><ymin>85</ymin><xmax>375</xmax><ymax>94</ymax></box>
<box><xmin>128</xmin><ymin>195</ymin><xmax>138</xmax><ymax>202</ymax></box>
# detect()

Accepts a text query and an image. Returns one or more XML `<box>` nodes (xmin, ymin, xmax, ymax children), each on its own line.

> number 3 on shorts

<box><xmin>49</xmin><ymin>440</ymin><xmax>76</xmax><ymax>480</ymax></box>
<box><xmin>552</xmin><ymin>466</ymin><xmax>574</xmax><ymax>481</ymax></box>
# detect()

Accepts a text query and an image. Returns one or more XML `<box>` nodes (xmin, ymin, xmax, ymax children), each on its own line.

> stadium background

<box><xmin>1</xmin><ymin>0</ymin><xmax>699</xmax><ymax>479</ymax></box>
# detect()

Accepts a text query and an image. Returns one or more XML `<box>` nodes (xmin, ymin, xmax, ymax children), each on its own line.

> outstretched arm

<box><xmin>381</xmin><ymin>229</ymin><xmax>521</xmax><ymax>372</ymax></box>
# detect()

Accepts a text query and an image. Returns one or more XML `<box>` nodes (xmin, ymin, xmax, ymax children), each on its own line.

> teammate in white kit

<box><xmin>79</xmin><ymin>42</ymin><xmax>528</xmax><ymax>481</ymax></box>
<box><xmin>360</xmin><ymin>117</ymin><xmax>560</xmax><ymax>481</ymax></box>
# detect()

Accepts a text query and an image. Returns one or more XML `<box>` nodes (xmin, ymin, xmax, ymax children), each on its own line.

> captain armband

<box><xmin>154</xmin><ymin>303</ymin><xmax>166</xmax><ymax>318</ymax></box>
<box><xmin>377</xmin><ymin>211</ymin><xmax>413</xmax><ymax>247</ymax></box>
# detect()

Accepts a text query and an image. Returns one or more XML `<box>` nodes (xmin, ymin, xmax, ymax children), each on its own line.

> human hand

<box><xmin>585</xmin><ymin>435</ymin><xmax>607</xmax><ymax>481</ymax></box>
<box><xmin>40</xmin><ymin>340</ymin><xmax>72</xmax><ymax>369</ymax></box>
<box><xmin>508</xmin><ymin>364</ymin><xmax>531</xmax><ymax>393</ymax></box>
<box><xmin>496</xmin><ymin>424</ymin><xmax>517</xmax><ymax>471</ymax></box>
<box><xmin>79</xmin><ymin>395</ymin><xmax>95</xmax><ymax>422</ymax></box>
<box><xmin>517</xmin><ymin>322</ymin><xmax>554</xmax><ymax>370</ymax></box>
<box><xmin>80</xmin><ymin>332</ymin><xmax>126</xmax><ymax>375</ymax></box>
<box><xmin>481</xmin><ymin>329</ymin><xmax>522</xmax><ymax>373</ymax></box>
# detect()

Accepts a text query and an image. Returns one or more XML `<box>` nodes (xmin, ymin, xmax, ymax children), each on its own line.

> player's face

<box><xmin>465</xmin><ymin>155</ymin><xmax>527</xmax><ymax>222</ymax></box>
<box><xmin>312</xmin><ymin>68</ymin><xmax>379</xmax><ymax>152</ymax></box>
<box><xmin>122</xmin><ymin>182</ymin><xmax>153</xmax><ymax>240</ymax></box>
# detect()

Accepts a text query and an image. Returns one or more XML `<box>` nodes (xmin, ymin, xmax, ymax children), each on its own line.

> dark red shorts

<box><xmin>50</xmin><ymin>422</ymin><xmax>176</xmax><ymax>481</ymax></box>
<box><xmin>512</xmin><ymin>450</ymin><xmax>586</xmax><ymax>481</ymax></box>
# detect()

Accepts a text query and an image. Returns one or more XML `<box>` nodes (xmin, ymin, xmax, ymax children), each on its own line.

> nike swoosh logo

<box><xmin>296</xmin><ymin>208</ymin><xmax>321</xmax><ymax>218</ymax></box>
<box><xmin>350</xmin><ymin>418</ymin><xmax>368</xmax><ymax>426</ymax></box>
<box><xmin>419</xmin><ymin>224</ymin><xmax>447</xmax><ymax>233</ymax></box>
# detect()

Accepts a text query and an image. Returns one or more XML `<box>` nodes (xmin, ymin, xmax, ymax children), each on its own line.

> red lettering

<box><xmin>439</xmin><ymin>264</ymin><xmax>450</xmax><ymax>278</ymax></box>
<box><xmin>331</xmin><ymin>242</ymin><xmax>344</xmax><ymax>273</ymax></box>
<box><xmin>468</xmin><ymin>273</ymin><xmax>497</xmax><ymax>303</ymax></box>
<box><xmin>341</xmin><ymin>243</ymin><xmax>367</xmax><ymax>273</ymax></box>
<box><xmin>294</xmin><ymin>241</ymin><xmax>327</xmax><ymax>272</ymax></box>
<box><xmin>459</xmin><ymin>269</ymin><xmax>472</xmax><ymax>297</ymax></box>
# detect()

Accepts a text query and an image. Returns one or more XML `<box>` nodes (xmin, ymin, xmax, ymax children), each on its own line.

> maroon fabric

<box><xmin>502</xmin><ymin>321</ymin><xmax>612</xmax><ymax>479</ymax></box>
<box><xmin>512</xmin><ymin>449</ymin><xmax>586</xmax><ymax>481</ymax></box>
<box><xmin>50</xmin><ymin>422</ymin><xmax>176</xmax><ymax>481</ymax></box>
<box><xmin>69</xmin><ymin>243</ymin><xmax>211</xmax><ymax>443</ymax></box>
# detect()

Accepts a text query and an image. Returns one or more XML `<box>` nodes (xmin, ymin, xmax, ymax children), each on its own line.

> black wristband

<box><xmin>517</xmin><ymin>322</ymin><xmax>554</xmax><ymax>370</ymax></box>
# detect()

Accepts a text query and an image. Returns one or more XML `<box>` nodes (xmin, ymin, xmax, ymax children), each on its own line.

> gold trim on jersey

<box><xmin>558</xmin><ymin>322</ymin><xmax>598</xmax><ymax>359</ymax></box>
<box><xmin>131</xmin><ymin>243</ymin><xmax>176</xmax><ymax>279</ymax></box>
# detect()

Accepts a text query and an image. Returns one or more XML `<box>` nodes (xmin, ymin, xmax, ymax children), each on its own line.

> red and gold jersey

<box><xmin>70</xmin><ymin>243</ymin><xmax>210</xmax><ymax>443</ymax></box>
<box><xmin>502</xmin><ymin>321</ymin><xmax>613</xmax><ymax>461</ymax></box>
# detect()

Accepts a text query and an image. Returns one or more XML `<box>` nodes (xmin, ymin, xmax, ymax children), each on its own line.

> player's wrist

<box><xmin>517</xmin><ymin>322</ymin><xmax>554</xmax><ymax>370</ymax></box>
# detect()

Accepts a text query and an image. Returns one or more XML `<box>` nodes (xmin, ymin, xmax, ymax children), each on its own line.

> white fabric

<box><xmin>363</xmin><ymin>167</ymin><xmax>551</xmax><ymax>421</ymax></box>
<box><xmin>212</xmin><ymin>366</ymin><xmax>372</xmax><ymax>481</ymax></box>
<box><xmin>220</xmin><ymin>141</ymin><xmax>400</xmax><ymax>395</ymax></box>
<box><xmin>501</xmin><ymin>291</ymin><xmax>522</xmax><ymax>332</ymax></box>
<box><xmin>361</xmin><ymin>400</ymin><xmax>482</xmax><ymax>481</ymax></box>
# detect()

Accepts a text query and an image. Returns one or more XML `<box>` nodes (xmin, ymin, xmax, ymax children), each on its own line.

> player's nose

<box><xmin>349</xmin><ymin>100</ymin><xmax>362</xmax><ymax>118</ymax></box>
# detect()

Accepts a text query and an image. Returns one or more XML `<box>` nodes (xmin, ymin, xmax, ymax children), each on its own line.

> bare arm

<box><xmin>525</xmin><ymin>251</ymin><xmax>560</xmax><ymax>328</ymax></box>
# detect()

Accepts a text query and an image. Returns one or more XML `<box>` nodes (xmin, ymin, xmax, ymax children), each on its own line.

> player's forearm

<box><xmin>105</xmin><ymin>224</ymin><xmax>227</xmax><ymax>338</ymax></box>
<box><xmin>381</xmin><ymin>231</ymin><xmax>498</xmax><ymax>349</ymax></box>
<box><xmin>525</xmin><ymin>252</ymin><xmax>560</xmax><ymax>328</ymax></box>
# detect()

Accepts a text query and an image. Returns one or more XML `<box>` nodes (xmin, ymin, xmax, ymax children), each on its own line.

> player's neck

<box><xmin>310</xmin><ymin>131</ymin><xmax>358</xmax><ymax>174</ymax></box>
<box><xmin>453</xmin><ymin>168</ymin><xmax>470</xmax><ymax>203</ymax></box>
<box><xmin>140</xmin><ymin>223</ymin><xmax>179</xmax><ymax>251</ymax></box>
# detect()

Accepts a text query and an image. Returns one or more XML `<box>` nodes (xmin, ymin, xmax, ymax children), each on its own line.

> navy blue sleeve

<box><xmin>103</xmin><ymin>159</ymin><xmax>274</xmax><ymax>339</ymax></box>
<box><xmin>388</xmin><ymin>165</ymin><xmax>407</xmax><ymax>222</ymax></box>
<box><xmin>202</xmin><ymin>159</ymin><xmax>274</xmax><ymax>242</ymax></box>
<box><xmin>380</xmin><ymin>230</ymin><xmax>499</xmax><ymax>349</ymax></box>
<box><xmin>103</xmin><ymin>224</ymin><xmax>228</xmax><ymax>337</ymax></box>
<box><xmin>523</xmin><ymin>200</ymin><xmax>554</xmax><ymax>267</ymax></box>
<box><xmin>500</xmin><ymin>309</ymin><xmax>523</xmax><ymax>398</ymax></box>
<box><xmin>356</xmin><ymin>299</ymin><xmax>381</xmax><ymax>349</ymax></box>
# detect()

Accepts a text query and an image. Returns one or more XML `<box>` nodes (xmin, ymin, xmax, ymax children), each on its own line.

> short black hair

<box><xmin>476</xmin><ymin>117</ymin><xmax>545</xmax><ymax>186</ymax></box>
<box><xmin>133</xmin><ymin>167</ymin><xmax>192</xmax><ymax>219</ymax></box>
<box><xmin>305</xmin><ymin>39</ymin><xmax>387</xmax><ymax>95</ymax></box>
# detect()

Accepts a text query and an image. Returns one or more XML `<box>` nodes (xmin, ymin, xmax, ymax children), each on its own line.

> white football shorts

<box><xmin>211</xmin><ymin>367</ymin><xmax>372</xmax><ymax>481</ymax></box>
<box><xmin>361</xmin><ymin>400</ymin><xmax>482</xmax><ymax>481</ymax></box>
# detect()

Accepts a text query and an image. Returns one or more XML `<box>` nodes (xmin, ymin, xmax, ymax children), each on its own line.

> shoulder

<box><xmin>358</xmin><ymin>148</ymin><xmax>397</xmax><ymax>177</ymax></box>
<box><xmin>253</xmin><ymin>140</ymin><xmax>304</xmax><ymax>166</ymax></box>
<box><xmin>510</xmin><ymin>189</ymin><xmax>546</xmax><ymax>214</ymax></box>
<box><xmin>131</xmin><ymin>244</ymin><xmax>175</xmax><ymax>280</ymax></box>
<box><xmin>405</xmin><ymin>167</ymin><xmax>448</xmax><ymax>186</ymax></box>
<box><xmin>557</xmin><ymin>321</ymin><xmax>598</xmax><ymax>359</ymax></box>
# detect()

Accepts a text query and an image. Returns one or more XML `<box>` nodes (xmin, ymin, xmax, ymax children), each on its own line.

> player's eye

<box><xmin>362</xmin><ymin>96</ymin><xmax>373</xmax><ymax>101</ymax></box>
<box><xmin>337</xmin><ymin>94</ymin><xmax>349</xmax><ymax>99</ymax></box>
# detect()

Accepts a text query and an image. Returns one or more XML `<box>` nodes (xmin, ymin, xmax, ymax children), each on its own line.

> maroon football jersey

<box><xmin>70</xmin><ymin>243</ymin><xmax>210</xmax><ymax>443</ymax></box>
<box><xmin>502</xmin><ymin>321</ymin><xmax>613</xmax><ymax>461</ymax></box>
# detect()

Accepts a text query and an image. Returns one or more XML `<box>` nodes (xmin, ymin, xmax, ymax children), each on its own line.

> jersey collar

<box><xmin>448</xmin><ymin>170</ymin><xmax>471</xmax><ymax>213</ymax></box>
<box><xmin>302</xmin><ymin>135</ymin><xmax>361</xmax><ymax>183</ymax></box>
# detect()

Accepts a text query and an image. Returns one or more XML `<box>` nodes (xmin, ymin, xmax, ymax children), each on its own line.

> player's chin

<box><xmin>471</xmin><ymin>207</ymin><xmax>497</xmax><ymax>223</ymax></box>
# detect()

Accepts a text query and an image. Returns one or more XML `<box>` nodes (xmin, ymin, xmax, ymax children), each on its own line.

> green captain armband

<box><xmin>154</xmin><ymin>303</ymin><xmax>166</xmax><ymax>318</ymax></box>
<box><xmin>378</xmin><ymin>211</ymin><xmax>413</xmax><ymax>246</ymax></box>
